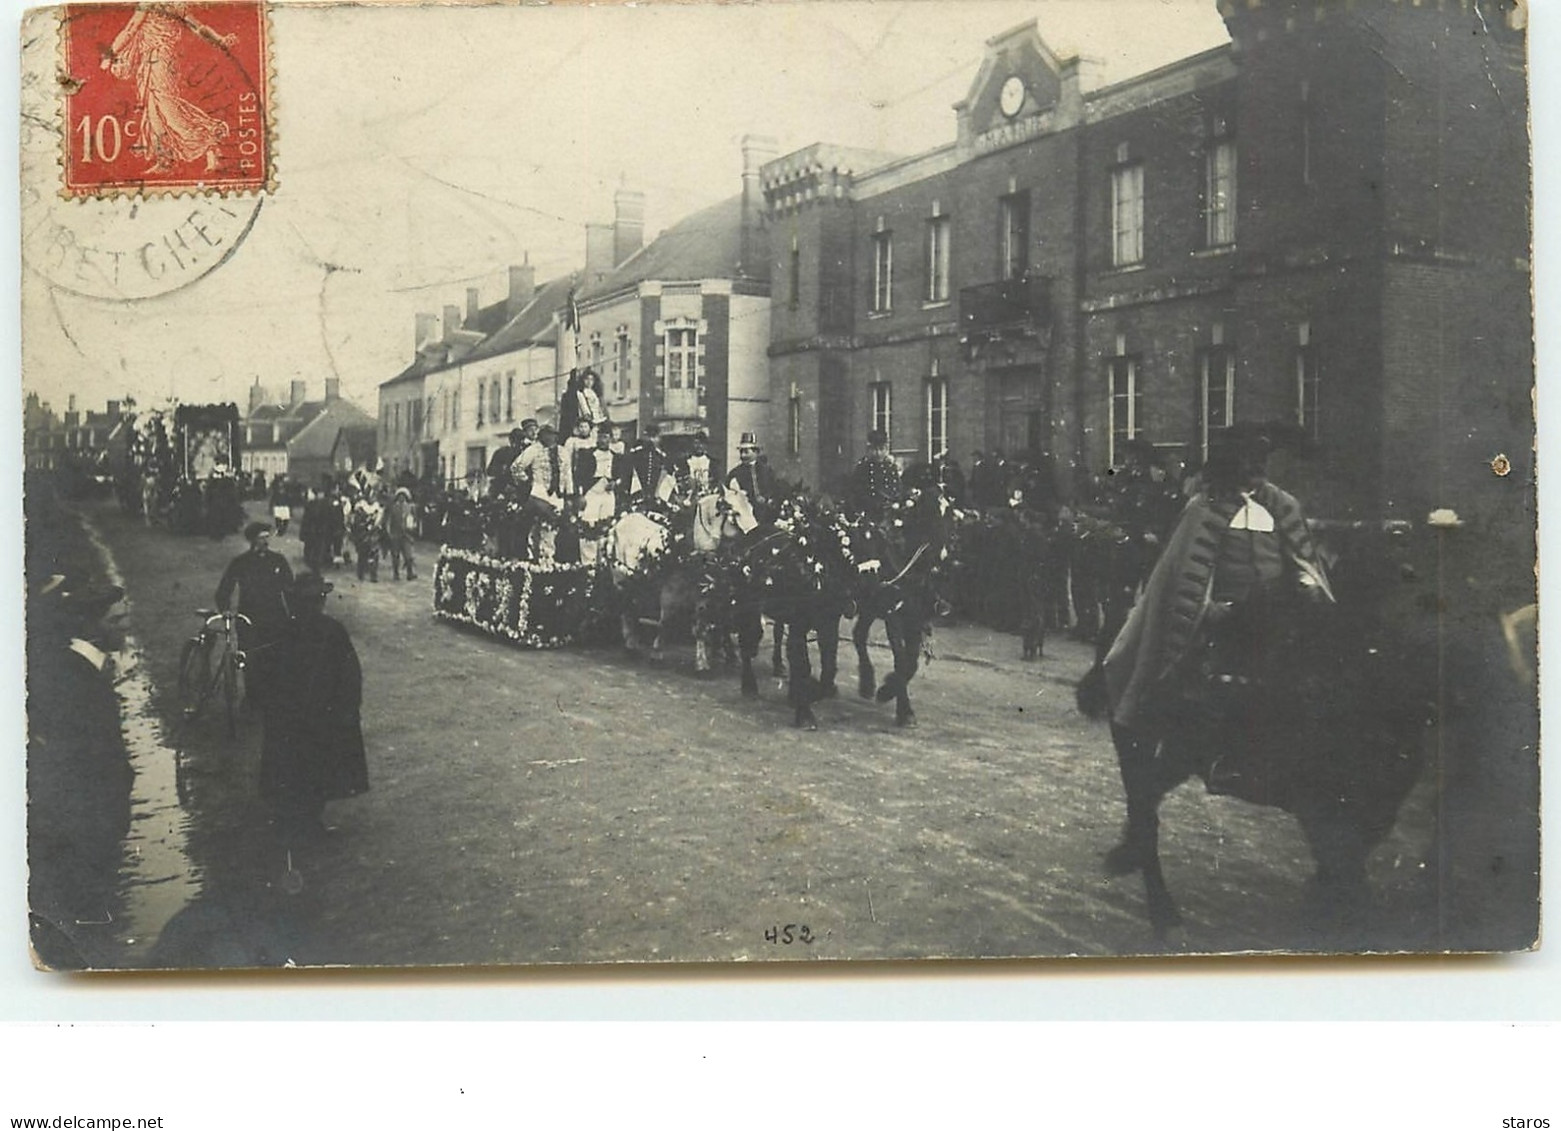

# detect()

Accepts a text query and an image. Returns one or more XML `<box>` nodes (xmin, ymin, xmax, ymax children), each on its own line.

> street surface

<box><xmin>46</xmin><ymin>498</ymin><xmax>1456</xmax><ymax>967</ymax></box>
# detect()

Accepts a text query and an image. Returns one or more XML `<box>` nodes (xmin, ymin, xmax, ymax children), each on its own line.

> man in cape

<box><xmin>1103</xmin><ymin>423</ymin><xmax>1333</xmax><ymax>741</ymax></box>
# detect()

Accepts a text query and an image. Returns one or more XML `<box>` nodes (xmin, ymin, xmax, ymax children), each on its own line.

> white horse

<box><xmin>604</xmin><ymin>488</ymin><xmax>744</xmax><ymax>670</ymax></box>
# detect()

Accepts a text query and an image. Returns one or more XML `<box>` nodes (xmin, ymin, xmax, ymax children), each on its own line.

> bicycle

<box><xmin>177</xmin><ymin>608</ymin><xmax>249</xmax><ymax>737</ymax></box>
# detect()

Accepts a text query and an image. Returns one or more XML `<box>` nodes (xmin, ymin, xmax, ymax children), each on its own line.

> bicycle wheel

<box><xmin>177</xmin><ymin>637</ymin><xmax>212</xmax><ymax>719</ymax></box>
<box><xmin>221</xmin><ymin>648</ymin><xmax>242</xmax><ymax>737</ymax></box>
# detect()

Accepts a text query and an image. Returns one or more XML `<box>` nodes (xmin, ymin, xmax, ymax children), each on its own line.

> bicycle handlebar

<box><xmin>197</xmin><ymin>609</ymin><xmax>252</xmax><ymax>628</ymax></box>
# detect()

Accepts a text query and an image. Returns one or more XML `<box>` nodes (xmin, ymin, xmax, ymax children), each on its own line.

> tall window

<box><xmin>665</xmin><ymin>326</ymin><xmax>698</xmax><ymax>390</ymax></box>
<box><xmin>1000</xmin><ymin>191</ymin><xmax>1030</xmax><ymax>280</ymax></box>
<box><xmin>489</xmin><ymin>379</ymin><xmax>502</xmax><ymax>425</ymax></box>
<box><xmin>869</xmin><ymin>381</ymin><xmax>892</xmax><ymax>441</ymax></box>
<box><xmin>789</xmin><ymin>392</ymin><xmax>802</xmax><ymax>455</ymax></box>
<box><xmin>788</xmin><ymin>239</ymin><xmax>801</xmax><ymax>310</ymax></box>
<box><xmin>1199</xmin><ymin>346</ymin><xmax>1235</xmax><ymax>459</ymax></box>
<box><xmin>927</xmin><ymin>213</ymin><xmax>951</xmax><ymax>302</ymax></box>
<box><xmin>1205</xmin><ymin>139</ymin><xmax>1237</xmax><ymax>247</ymax></box>
<box><xmin>505</xmin><ymin>372</ymin><xmax>515</xmax><ymax>422</ymax></box>
<box><xmin>589</xmin><ymin>332</ymin><xmax>604</xmax><ymax>373</ymax></box>
<box><xmin>925</xmin><ymin>372</ymin><xmax>949</xmax><ymax>459</ymax></box>
<box><xmin>1111</xmin><ymin>162</ymin><xmax>1145</xmax><ymax>267</ymax></box>
<box><xmin>1108</xmin><ymin>355</ymin><xmax>1141</xmax><ymax>467</ymax></box>
<box><xmin>872</xmin><ymin>231</ymin><xmax>893</xmax><ymax>313</ymax></box>
<box><xmin>616</xmin><ymin>329</ymin><xmax>632</xmax><ymax>397</ymax></box>
<box><xmin>1297</xmin><ymin>324</ymin><xmax>1320</xmax><ymax>439</ymax></box>
<box><xmin>474</xmin><ymin>385</ymin><xmax>484</xmax><ymax>428</ymax></box>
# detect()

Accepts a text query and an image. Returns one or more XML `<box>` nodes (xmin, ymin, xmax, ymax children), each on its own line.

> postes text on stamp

<box><xmin>61</xmin><ymin>2</ymin><xmax>271</xmax><ymax>198</ymax></box>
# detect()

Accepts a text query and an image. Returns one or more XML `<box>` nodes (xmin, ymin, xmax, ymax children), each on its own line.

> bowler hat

<box><xmin>244</xmin><ymin>521</ymin><xmax>272</xmax><ymax>543</ymax></box>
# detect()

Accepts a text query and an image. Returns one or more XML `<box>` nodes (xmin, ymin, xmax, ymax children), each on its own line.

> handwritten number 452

<box><xmin>764</xmin><ymin>924</ymin><xmax>814</xmax><ymax>945</ymax></box>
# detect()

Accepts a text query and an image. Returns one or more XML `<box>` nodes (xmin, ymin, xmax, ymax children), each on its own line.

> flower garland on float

<box><xmin>433</xmin><ymin>545</ymin><xmax>598</xmax><ymax>649</ymax></box>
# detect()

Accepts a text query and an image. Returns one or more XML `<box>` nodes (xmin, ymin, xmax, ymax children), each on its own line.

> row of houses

<box><xmin>23</xmin><ymin>393</ymin><xmax>127</xmax><ymax>472</ymax></box>
<box><xmin>382</xmin><ymin>0</ymin><xmax>1529</xmax><ymax>525</ymax></box>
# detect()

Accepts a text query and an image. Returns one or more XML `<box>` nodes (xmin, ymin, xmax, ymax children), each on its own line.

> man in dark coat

<box><xmin>485</xmin><ymin>421</ymin><xmax>537</xmax><ymax>498</ymax></box>
<box><xmin>260</xmin><ymin>572</ymin><xmax>368</xmax><ymax>840</ymax></box>
<box><xmin>845</xmin><ymin>428</ymin><xmax>904</xmax><ymax>520</ymax></box>
<box><xmin>724</xmin><ymin>431</ymin><xmax>779</xmax><ymax>525</ymax></box>
<box><xmin>214</xmin><ymin>521</ymin><xmax>294</xmax><ymax>707</ymax></box>
<box><xmin>618</xmin><ymin>423</ymin><xmax>670</xmax><ymax>508</ymax></box>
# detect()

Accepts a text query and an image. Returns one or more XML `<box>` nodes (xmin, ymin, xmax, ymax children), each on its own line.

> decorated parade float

<box><xmin>431</xmin><ymin>494</ymin><xmax>611</xmax><ymax>650</ymax></box>
<box><xmin>118</xmin><ymin>402</ymin><xmax>245</xmax><ymax>536</ymax></box>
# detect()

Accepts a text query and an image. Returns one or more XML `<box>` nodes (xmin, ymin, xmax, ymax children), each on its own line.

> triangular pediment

<box><xmin>956</xmin><ymin>21</ymin><xmax>1073</xmax><ymax>140</ymax></box>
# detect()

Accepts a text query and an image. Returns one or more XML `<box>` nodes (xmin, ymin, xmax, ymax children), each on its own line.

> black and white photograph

<box><xmin>18</xmin><ymin>0</ymin><xmax>1538</xmax><ymax>972</ymax></box>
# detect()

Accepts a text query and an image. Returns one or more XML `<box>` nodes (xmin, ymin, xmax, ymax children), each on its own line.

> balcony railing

<box><xmin>959</xmin><ymin>275</ymin><xmax>1052</xmax><ymax>334</ymax></box>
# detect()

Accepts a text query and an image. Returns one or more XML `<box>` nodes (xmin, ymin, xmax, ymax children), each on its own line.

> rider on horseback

<box><xmin>1102</xmin><ymin>424</ymin><xmax>1333</xmax><ymax>762</ymax></box>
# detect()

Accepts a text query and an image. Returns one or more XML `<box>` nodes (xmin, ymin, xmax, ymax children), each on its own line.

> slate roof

<box><xmin>581</xmin><ymin>195</ymin><xmax>763</xmax><ymax>301</ymax></box>
<box><xmin>463</xmin><ymin>271</ymin><xmax>580</xmax><ymax>364</ymax></box>
<box><xmin>285</xmin><ymin>399</ymin><xmax>377</xmax><ymax>461</ymax></box>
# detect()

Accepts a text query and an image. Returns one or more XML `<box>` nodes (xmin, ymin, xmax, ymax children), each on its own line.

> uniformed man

<box><xmin>618</xmin><ymin>423</ymin><xmax>671</xmax><ymax>508</ymax></box>
<box><xmin>724</xmin><ymin>431</ymin><xmax>778</xmax><ymax>525</ymax></box>
<box><xmin>214</xmin><ymin>521</ymin><xmax>295</xmax><ymax>708</ymax></box>
<box><xmin>846</xmin><ymin>428</ymin><xmax>904</xmax><ymax>520</ymax></box>
<box><xmin>485</xmin><ymin>419</ymin><xmax>538</xmax><ymax>498</ymax></box>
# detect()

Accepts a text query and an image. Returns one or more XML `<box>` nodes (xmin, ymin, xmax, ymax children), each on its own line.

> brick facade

<box><xmin>763</xmin><ymin>1</ymin><xmax>1530</xmax><ymax>524</ymax></box>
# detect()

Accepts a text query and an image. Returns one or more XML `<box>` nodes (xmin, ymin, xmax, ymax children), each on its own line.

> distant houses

<box><xmin>241</xmin><ymin>377</ymin><xmax>377</xmax><ymax>486</ymax></box>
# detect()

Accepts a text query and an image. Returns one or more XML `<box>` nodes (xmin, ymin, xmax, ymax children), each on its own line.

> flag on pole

<box><xmin>563</xmin><ymin>288</ymin><xmax>580</xmax><ymax>332</ymax></box>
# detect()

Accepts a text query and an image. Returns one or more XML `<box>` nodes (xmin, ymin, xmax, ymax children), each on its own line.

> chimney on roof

<box><xmin>614</xmin><ymin>186</ymin><xmax>645</xmax><ymax>266</ymax></box>
<box><xmin>415</xmin><ymin>312</ymin><xmax>437</xmax><ymax>357</ymax></box>
<box><xmin>107</xmin><ymin>400</ymin><xmax>121</xmax><ymax>422</ymax></box>
<box><xmin>290</xmin><ymin>379</ymin><xmax>307</xmax><ymax>407</ymax></box>
<box><xmin>442</xmin><ymin>304</ymin><xmax>461</xmax><ymax>344</ymax></box>
<box><xmin>740</xmin><ymin>134</ymin><xmax>777</xmax><ymax>277</ymax></box>
<box><xmin>465</xmin><ymin>287</ymin><xmax>481</xmax><ymax>328</ymax></box>
<box><xmin>68</xmin><ymin>394</ymin><xmax>77</xmax><ymax>414</ymax></box>
<box><xmin>325</xmin><ymin>378</ymin><xmax>341</xmax><ymax>403</ymax></box>
<box><xmin>585</xmin><ymin>222</ymin><xmax>615</xmax><ymax>286</ymax></box>
<box><xmin>248</xmin><ymin>378</ymin><xmax>269</xmax><ymax>414</ymax></box>
<box><xmin>507</xmin><ymin>257</ymin><xmax>536</xmax><ymax>319</ymax></box>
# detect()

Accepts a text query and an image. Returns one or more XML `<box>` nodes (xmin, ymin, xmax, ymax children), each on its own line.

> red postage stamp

<box><xmin>60</xmin><ymin>2</ymin><xmax>272</xmax><ymax>197</ymax></box>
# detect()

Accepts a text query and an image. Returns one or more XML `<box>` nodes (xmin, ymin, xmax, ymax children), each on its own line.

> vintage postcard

<box><xmin>19</xmin><ymin>0</ymin><xmax>1537</xmax><ymax>971</ymax></box>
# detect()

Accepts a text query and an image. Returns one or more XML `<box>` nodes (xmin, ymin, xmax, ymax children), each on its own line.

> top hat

<box><xmin>737</xmin><ymin>431</ymin><xmax>760</xmax><ymax>450</ymax></box>
<box><xmin>243</xmin><ymin>521</ymin><xmax>272</xmax><ymax>543</ymax></box>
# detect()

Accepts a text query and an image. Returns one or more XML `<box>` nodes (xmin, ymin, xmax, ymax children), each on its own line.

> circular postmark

<box><xmin>20</xmin><ymin>4</ymin><xmax>269</xmax><ymax>301</ymax></box>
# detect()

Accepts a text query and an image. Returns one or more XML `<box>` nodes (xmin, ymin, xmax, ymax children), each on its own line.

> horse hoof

<box><xmin>794</xmin><ymin>712</ymin><xmax>819</xmax><ymax>731</ymax></box>
<box><xmin>741</xmin><ymin>680</ymin><xmax>759</xmax><ymax>698</ymax></box>
<box><xmin>875</xmin><ymin>683</ymin><xmax>896</xmax><ymax>704</ymax></box>
<box><xmin>818</xmin><ymin>681</ymin><xmax>838</xmax><ymax>700</ymax></box>
<box><xmin>896</xmin><ymin>711</ymin><xmax>917</xmax><ymax>728</ymax></box>
<box><xmin>857</xmin><ymin>679</ymin><xmax>875</xmax><ymax>700</ymax></box>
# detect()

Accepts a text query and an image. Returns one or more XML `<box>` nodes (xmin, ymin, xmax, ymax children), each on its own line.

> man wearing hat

<box><xmin>381</xmin><ymin>486</ymin><xmax>419</xmax><ymax>581</ymax></box>
<box><xmin>724</xmin><ymin>431</ymin><xmax>778</xmax><ymax>524</ymax></box>
<box><xmin>260</xmin><ymin>572</ymin><xmax>368</xmax><ymax>841</ymax></box>
<box><xmin>618</xmin><ymin>423</ymin><xmax>671</xmax><ymax>509</ymax></box>
<box><xmin>846</xmin><ymin>428</ymin><xmax>904</xmax><ymax>521</ymax></box>
<box><xmin>485</xmin><ymin>421</ymin><xmax>536</xmax><ymax>498</ymax></box>
<box><xmin>215</xmin><ymin>521</ymin><xmax>295</xmax><ymax>708</ymax></box>
<box><xmin>673</xmin><ymin>431</ymin><xmax>721</xmax><ymax>503</ymax></box>
<box><xmin>1102</xmin><ymin>423</ymin><xmax>1332</xmax><ymax>787</ymax></box>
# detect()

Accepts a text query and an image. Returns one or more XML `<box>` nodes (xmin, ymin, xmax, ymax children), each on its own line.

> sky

<box><xmin>19</xmin><ymin>0</ymin><xmax>1230</xmax><ymax>418</ymax></box>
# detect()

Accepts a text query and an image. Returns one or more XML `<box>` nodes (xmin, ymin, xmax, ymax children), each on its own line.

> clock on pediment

<box><xmin>999</xmin><ymin>75</ymin><xmax>1026</xmax><ymax>118</ymax></box>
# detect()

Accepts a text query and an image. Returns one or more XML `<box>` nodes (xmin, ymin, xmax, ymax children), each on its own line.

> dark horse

<box><xmin>848</xmin><ymin>485</ymin><xmax>954</xmax><ymax>728</ymax></box>
<box><xmin>1077</xmin><ymin>523</ymin><xmax>1436</xmax><ymax>939</ymax></box>
<box><xmin>716</xmin><ymin>492</ymin><xmax>854</xmax><ymax>730</ymax></box>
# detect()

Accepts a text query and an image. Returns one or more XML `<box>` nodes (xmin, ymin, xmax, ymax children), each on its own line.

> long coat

<box><xmin>260</xmin><ymin>609</ymin><xmax>369</xmax><ymax>816</ymax></box>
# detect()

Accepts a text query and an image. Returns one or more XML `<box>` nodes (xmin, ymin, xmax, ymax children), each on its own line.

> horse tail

<box><xmin>1075</xmin><ymin>659</ymin><xmax>1110</xmax><ymax>720</ymax></box>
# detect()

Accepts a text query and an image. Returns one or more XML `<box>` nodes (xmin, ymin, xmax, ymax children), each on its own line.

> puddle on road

<box><xmin>80</xmin><ymin>515</ymin><xmax>204</xmax><ymax>966</ymax></box>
